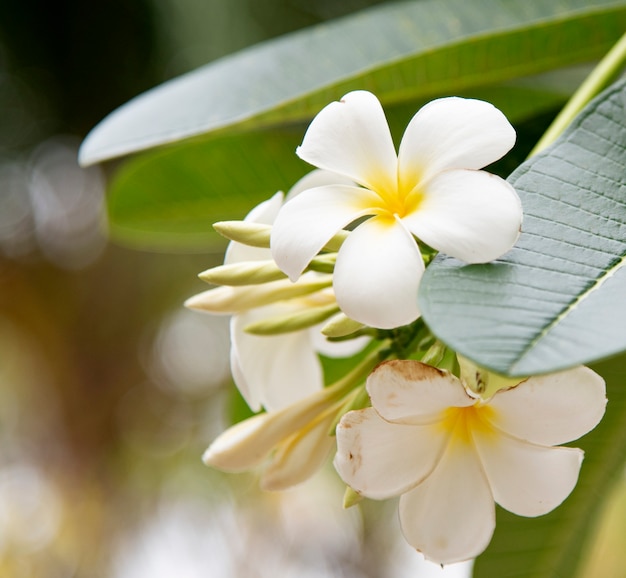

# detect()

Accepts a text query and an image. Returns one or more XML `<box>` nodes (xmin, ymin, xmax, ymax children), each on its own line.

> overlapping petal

<box><xmin>398</xmin><ymin>97</ymin><xmax>516</xmax><ymax>190</ymax></box>
<box><xmin>271</xmin><ymin>184</ymin><xmax>379</xmax><ymax>281</ymax></box>
<box><xmin>333</xmin><ymin>359</ymin><xmax>606</xmax><ymax>565</ymax></box>
<box><xmin>272</xmin><ymin>91</ymin><xmax>522</xmax><ymax>330</ymax></box>
<box><xmin>399</xmin><ymin>443</ymin><xmax>495</xmax><ymax>565</ymax></box>
<box><xmin>485</xmin><ymin>366</ymin><xmax>607</xmax><ymax>445</ymax></box>
<box><xmin>335</xmin><ymin>407</ymin><xmax>445</xmax><ymax>499</ymax></box>
<box><xmin>333</xmin><ymin>217</ymin><xmax>423</xmax><ymax>329</ymax></box>
<box><xmin>232</xmin><ymin>304</ymin><xmax>323</xmax><ymax>412</ymax></box>
<box><xmin>262</xmin><ymin>411</ymin><xmax>337</xmax><ymax>491</ymax></box>
<box><xmin>403</xmin><ymin>170</ymin><xmax>522</xmax><ymax>263</ymax></box>
<box><xmin>366</xmin><ymin>360</ymin><xmax>474</xmax><ymax>424</ymax></box>
<box><xmin>473</xmin><ymin>431</ymin><xmax>583</xmax><ymax>517</ymax></box>
<box><xmin>296</xmin><ymin>90</ymin><xmax>397</xmax><ymax>194</ymax></box>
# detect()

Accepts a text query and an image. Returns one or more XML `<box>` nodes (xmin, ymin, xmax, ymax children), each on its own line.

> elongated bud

<box><xmin>200</xmin><ymin>260</ymin><xmax>286</xmax><ymax>286</ymax></box>
<box><xmin>244</xmin><ymin>303</ymin><xmax>340</xmax><ymax>335</ymax></box>
<box><xmin>185</xmin><ymin>276</ymin><xmax>332</xmax><ymax>314</ymax></box>
<box><xmin>214</xmin><ymin>220</ymin><xmax>349</xmax><ymax>254</ymax></box>
<box><xmin>322</xmin><ymin>313</ymin><xmax>365</xmax><ymax>337</ymax></box>
<box><xmin>307</xmin><ymin>254</ymin><xmax>337</xmax><ymax>274</ymax></box>
<box><xmin>214</xmin><ymin>221</ymin><xmax>272</xmax><ymax>248</ymax></box>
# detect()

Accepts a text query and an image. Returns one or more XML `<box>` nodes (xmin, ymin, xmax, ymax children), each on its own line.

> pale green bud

<box><xmin>322</xmin><ymin>313</ymin><xmax>365</xmax><ymax>337</ymax></box>
<box><xmin>213</xmin><ymin>221</ymin><xmax>272</xmax><ymax>248</ymax></box>
<box><xmin>185</xmin><ymin>276</ymin><xmax>332</xmax><ymax>314</ymax></box>
<box><xmin>199</xmin><ymin>260</ymin><xmax>286</xmax><ymax>286</ymax></box>
<box><xmin>213</xmin><ymin>220</ymin><xmax>349</xmax><ymax>253</ymax></box>
<box><xmin>244</xmin><ymin>303</ymin><xmax>340</xmax><ymax>335</ymax></box>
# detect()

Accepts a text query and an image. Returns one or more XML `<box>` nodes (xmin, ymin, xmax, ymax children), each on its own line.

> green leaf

<box><xmin>92</xmin><ymin>0</ymin><xmax>626</xmax><ymax>250</ymax></box>
<box><xmin>104</xmin><ymin>86</ymin><xmax>569</xmax><ymax>252</ymax></box>
<box><xmin>473</xmin><ymin>354</ymin><xmax>626</xmax><ymax>578</ymax></box>
<box><xmin>106</xmin><ymin>127</ymin><xmax>305</xmax><ymax>252</ymax></box>
<box><xmin>82</xmin><ymin>0</ymin><xmax>625</xmax><ymax>168</ymax></box>
<box><xmin>419</xmin><ymin>78</ymin><xmax>626</xmax><ymax>377</ymax></box>
<box><xmin>80</xmin><ymin>0</ymin><xmax>626</xmax><ymax>165</ymax></box>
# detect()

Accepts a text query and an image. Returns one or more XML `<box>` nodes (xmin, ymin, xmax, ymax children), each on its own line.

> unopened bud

<box><xmin>322</xmin><ymin>313</ymin><xmax>365</xmax><ymax>337</ymax></box>
<box><xmin>185</xmin><ymin>276</ymin><xmax>332</xmax><ymax>314</ymax></box>
<box><xmin>213</xmin><ymin>221</ymin><xmax>272</xmax><ymax>248</ymax></box>
<box><xmin>244</xmin><ymin>303</ymin><xmax>340</xmax><ymax>335</ymax></box>
<box><xmin>200</xmin><ymin>260</ymin><xmax>286</xmax><ymax>286</ymax></box>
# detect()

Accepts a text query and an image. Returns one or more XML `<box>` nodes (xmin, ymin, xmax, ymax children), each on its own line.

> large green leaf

<box><xmin>419</xmin><ymin>78</ymin><xmax>626</xmax><ymax>377</ymax></box>
<box><xmin>89</xmin><ymin>0</ymin><xmax>626</xmax><ymax>250</ymax></box>
<box><xmin>104</xmin><ymin>81</ymin><xmax>574</xmax><ymax>251</ymax></box>
<box><xmin>80</xmin><ymin>0</ymin><xmax>626</xmax><ymax>165</ymax></box>
<box><xmin>106</xmin><ymin>127</ymin><xmax>305</xmax><ymax>252</ymax></box>
<box><xmin>473</xmin><ymin>354</ymin><xmax>626</xmax><ymax>578</ymax></box>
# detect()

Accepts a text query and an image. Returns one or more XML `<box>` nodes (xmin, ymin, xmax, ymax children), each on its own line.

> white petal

<box><xmin>334</xmin><ymin>408</ymin><xmax>446</xmax><ymax>499</ymax></box>
<box><xmin>486</xmin><ymin>366</ymin><xmax>607</xmax><ymax>446</ymax></box>
<box><xmin>229</xmin><ymin>318</ymin><xmax>260</xmax><ymax>412</ymax></box>
<box><xmin>261</xmin><ymin>412</ymin><xmax>336</xmax><ymax>491</ymax></box>
<box><xmin>399</xmin><ymin>443</ymin><xmax>495</xmax><ymax>565</ymax></box>
<box><xmin>333</xmin><ymin>217</ymin><xmax>423</xmax><ymax>329</ymax></box>
<box><xmin>202</xmin><ymin>412</ymin><xmax>285</xmax><ymax>472</ymax></box>
<box><xmin>367</xmin><ymin>360</ymin><xmax>474</xmax><ymax>424</ymax></box>
<box><xmin>203</xmin><ymin>385</ymin><xmax>343</xmax><ymax>471</ymax></box>
<box><xmin>225</xmin><ymin>192</ymin><xmax>283</xmax><ymax>264</ymax></box>
<box><xmin>404</xmin><ymin>169</ymin><xmax>522</xmax><ymax>263</ymax></box>
<box><xmin>473</xmin><ymin>431</ymin><xmax>583</xmax><ymax>517</ymax></box>
<box><xmin>271</xmin><ymin>185</ymin><xmax>379</xmax><ymax>280</ymax></box>
<box><xmin>232</xmin><ymin>304</ymin><xmax>323</xmax><ymax>412</ymax></box>
<box><xmin>296</xmin><ymin>90</ymin><xmax>398</xmax><ymax>194</ymax></box>
<box><xmin>398</xmin><ymin>97</ymin><xmax>515</xmax><ymax>189</ymax></box>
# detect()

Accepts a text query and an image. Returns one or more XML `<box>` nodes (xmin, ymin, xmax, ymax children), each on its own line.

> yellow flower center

<box><xmin>370</xmin><ymin>181</ymin><xmax>423</xmax><ymax>220</ymax></box>
<box><xmin>439</xmin><ymin>404</ymin><xmax>497</xmax><ymax>446</ymax></box>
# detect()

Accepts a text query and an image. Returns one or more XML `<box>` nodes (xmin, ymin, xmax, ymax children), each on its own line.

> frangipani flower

<box><xmin>271</xmin><ymin>91</ymin><xmax>522</xmax><ymax>329</ymax></box>
<box><xmin>186</xmin><ymin>171</ymin><xmax>365</xmax><ymax>412</ymax></box>
<box><xmin>334</xmin><ymin>359</ymin><xmax>606</xmax><ymax>565</ymax></box>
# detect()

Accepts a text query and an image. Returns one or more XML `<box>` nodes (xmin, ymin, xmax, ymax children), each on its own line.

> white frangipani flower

<box><xmin>271</xmin><ymin>91</ymin><xmax>522</xmax><ymax>329</ymax></box>
<box><xmin>186</xmin><ymin>170</ymin><xmax>365</xmax><ymax>413</ymax></box>
<box><xmin>334</xmin><ymin>359</ymin><xmax>606</xmax><ymax>565</ymax></box>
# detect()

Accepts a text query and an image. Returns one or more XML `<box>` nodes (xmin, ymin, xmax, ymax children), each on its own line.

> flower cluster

<box><xmin>187</xmin><ymin>91</ymin><xmax>607</xmax><ymax>565</ymax></box>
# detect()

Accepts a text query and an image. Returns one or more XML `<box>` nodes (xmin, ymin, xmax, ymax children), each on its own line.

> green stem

<box><xmin>420</xmin><ymin>340</ymin><xmax>446</xmax><ymax>366</ymax></box>
<box><xmin>529</xmin><ymin>31</ymin><xmax>626</xmax><ymax>157</ymax></box>
<box><xmin>327</xmin><ymin>342</ymin><xmax>390</xmax><ymax>397</ymax></box>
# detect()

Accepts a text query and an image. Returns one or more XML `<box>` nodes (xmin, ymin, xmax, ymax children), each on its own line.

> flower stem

<box><xmin>327</xmin><ymin>342</ymin><xmax>390</xmax><ymax>397</ymax></box>
<box><xmin>529</xmin><ymin>31</ymin><xmax>626</xmax><ymax>157</ymax></box>
<box><xmin>420</xmin><ymin>340</ymin><xmax>446</xmax><ymax>366</ymax></box>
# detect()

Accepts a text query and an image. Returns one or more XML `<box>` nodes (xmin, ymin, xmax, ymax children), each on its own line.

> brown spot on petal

<box><xmin>372</xmin><ymin>359</ymin><xmax>448</xmax><ymax>382</ymax></box>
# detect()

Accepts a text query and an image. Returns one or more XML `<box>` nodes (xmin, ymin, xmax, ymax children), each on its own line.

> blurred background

<box><xmin>0</xmin><ymin>1</ymin><xmax>624</xmax><ymax>577</ymax></box>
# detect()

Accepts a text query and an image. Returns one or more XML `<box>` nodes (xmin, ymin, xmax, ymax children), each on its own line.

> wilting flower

<box><xmin>271</xmin><ymin>91</ymin><xmax>522</xmax><ymax>329</ymax></box>
<box><xmin>334</xmin><ymin>359</ymin><xmax>606</xmax><ymax>565</ymax></box>
<box><xmin>186</xmin><ymin>171</ymin><xmax>365</xmax><ymax>412</ymax></box>
<box><xmin>203</xmin><ymin>347</ymin><xmax>377</xmax><ymax>491</ymax></box>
